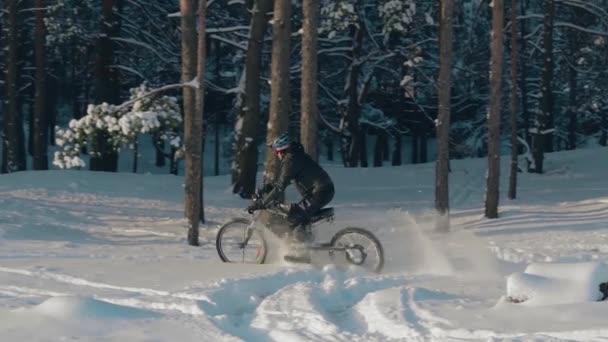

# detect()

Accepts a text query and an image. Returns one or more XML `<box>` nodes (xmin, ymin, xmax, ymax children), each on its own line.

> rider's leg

<box><xmin>303</xmin><ymin>185</ymin><xmax>335</xmax><ymax>217</ymax></box>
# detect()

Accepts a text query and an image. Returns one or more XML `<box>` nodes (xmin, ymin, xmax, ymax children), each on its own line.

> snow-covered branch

<box><xmin>54</xmin><ymin>83</ymin><xmax>183</xmax><ymax>169</ymax></box>
<box><xmin>554</xmin><ymin>22</ymin><xmax>608</xmax><ymax>37</ymax></box>
<box><xmin>209</xmin><ymin>34</ymin><xmax>247</xmax><ymax>50</ymax></box>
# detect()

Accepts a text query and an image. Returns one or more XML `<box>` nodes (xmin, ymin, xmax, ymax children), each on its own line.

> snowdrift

<box><xmin>506</xmin><ymin>262</ymin><xmax>608</xmax><ymax>305</ymax></box>
<box><xmin>28</xmin><ymin>296</ymin><xmax>162</xmax><ymax>320</ymax></box>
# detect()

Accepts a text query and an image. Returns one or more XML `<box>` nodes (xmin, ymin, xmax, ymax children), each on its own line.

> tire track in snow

<box><xmin>355</xmin><ymin>287</ymin><xmax>425</xmax><ymax>341</ymax></box>
<box><xmin>199</xmin><ymin>267</ymin><xmax>410</xmax><ymax>341</ymax></box>
<box><xmin>0</xmin><ymin>265</ymin><xmax>219</xmax><ymax>315</ymax></box>
<box><xmin>355</xmin><ymin>286</ymin><xmax>456</xmax><ymax>341</ymax></box>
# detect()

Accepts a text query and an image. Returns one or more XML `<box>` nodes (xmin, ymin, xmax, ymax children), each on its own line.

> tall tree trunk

<box><xmin>601</xmin><ymin>111</ymin><xmax>607</xmax><ymax>147</ymax></box>
<box><xmin>343</xmin><ymin>24</ymin><xmax>364</xmax><ymax>167</ymax></box>
<box><xmin>182</xmin><ymin>0</ymin><xmax>206</xmax><ymax>245</ymax></box>
<box><xmin>411</xmin><ymin>129</ymin><xmax>419</xmax><ymax>164</ymax></box>
<box><xmin>508</xmin><ymin>0</ymin><xmax>519</xmax><ymax>200</ymax></box>
<box><xmin>326</xmin><ymin>136</ymin><xmax>334</xmax><ymax>161</ymax></box>
<box><xmin>214</xmin><ymin>40</ymin><xmax>221</xmax><ymax>177</ymax></box>
<box><xmin>264</xmin><ymin>0</ymin><xmax>292</xmax><ymax>184</ymax></box>
<box><xmin>156</xmin><ymin>139</ymin><xmax>166</xmax><ymax>166</ymax></box>
<box><xmin>132</xmin><ymin>137</ymin><xmax>138</xmax><ymax>173</ymax></box>
<box><xmin>532</xmin><ymin>0</ymin><xmax>554</xmax><ymax>173</ymax></box>
<box><xmin>382</xmin><ymin>132</ymin><xmax>390</xmax><ymax>161</ymax></box>
<box><xmin>485</xmin><ymin>0</ymin><xmax>504</xmax><ymax>219</ymax></box>
<box><xmin>47</xmin><ymin>76</ymin><xmax>57</xmax><ymax>146</ymax></box>
<box><xmin>1</xmin><ymin>0</ymin><xmax>26</xmax><ymax>173</ymax></box>
<box><xmin>359</xmin><ymin>128</ymin><xmax>368</xmax><ymax>167</ymax></box>
<box><xmin>232</xmin><ymin>0</ymin><xmax>273</xmax><ymax>198</ymax></box>
<box><xmin>198</xmin><ymin>0</ymin><xmax>208</xmax><ymax>225</ymax></box>
<box><xmin>301</xmin><ymin>0</ymin><xmax>319</xmax><ymax>161</ymax></box>
<box><xmin>420</xmin><ymin>128</ymin><xmax>428</xmax><ymax>163</ymax></box>
<box><xmin>373</xmin><ymin>133</ymin><xmax>384</xmax><ymax>167</ymax></box>
<box><xmin>392</xmin><ymin>134</ymin><xmax>402</xmax><ymax>166</ymax></box>
<box><xmin>33</xmin><ymin>0</ymin><xmax>48</xmax><ymax>170</ymax></box>
<box><xmin>90</xmin><ymin>0</ymin><xmax>121</xmax><ymax>172</ymax></box>
<box><xmin>181</xmin><ymin>0</ymin><xmax>197</xmax><ymax>223</ymax></box>
<box><xmin>567</xmin><ymin>63</ymin><xmax>577</xmax><ymax>150</ymax></box>
<box><xmin>519</xmin><ymin>0</ymin><xmax>530</xmax><ymax>148</ymax></box>
<box><xmin>435</xmin><ymin>0</ymin><xmax>454</xmax><ymax>231</ymax></box>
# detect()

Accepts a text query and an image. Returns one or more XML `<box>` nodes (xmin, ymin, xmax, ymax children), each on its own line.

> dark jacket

<box><xmin>262</xmin><ymin>143</ymin><xmax>333</xmax><ymax>207</ymax></box>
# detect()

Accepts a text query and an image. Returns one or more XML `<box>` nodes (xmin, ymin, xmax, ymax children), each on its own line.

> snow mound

<box><xmin>506</xmin><ymin>262</ymin><xmax>608</xmax><ymax>305</ymax></box>
<box><xmin>28</xmin><ymin>296</ymin><xmax>162</xmax><ymax>320</ymax></box>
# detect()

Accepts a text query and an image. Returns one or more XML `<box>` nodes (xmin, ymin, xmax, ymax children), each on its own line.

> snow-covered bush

<box><xmin>45</xmin><ymin>0</ymin><xmax>96</xmax><ymax>54</ymax></box>
<box><xmin>53</xmin><ymin>83</ymin><xmax>182</xmax><ymax>169</ymax></box>
<box><xmin>320</xmin><ymin>0</ymin><xmax>359</xmax><ymax>38</ymax></box>
<box><xmin>379</xmin><ymin>0</ymin><xmax>416</xmax><ymax>40</ymax></box>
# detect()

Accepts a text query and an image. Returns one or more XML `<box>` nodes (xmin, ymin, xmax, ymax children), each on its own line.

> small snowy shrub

<box><xmin>53</xmin><ymin>83</ymin><xmax>182</xmax><ymax>169</ymax></box>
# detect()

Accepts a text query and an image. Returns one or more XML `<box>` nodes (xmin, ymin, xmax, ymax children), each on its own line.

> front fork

<box><xmin>240</xmin><ymin>223</ymin><xmax>255</xmax><ymax>248</ymax></box>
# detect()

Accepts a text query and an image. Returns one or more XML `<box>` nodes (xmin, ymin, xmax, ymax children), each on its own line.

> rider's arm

<box><xmin>261</xmin><ymin>154</ymin><xmax>295</xmax><ymax>207</ymax></box>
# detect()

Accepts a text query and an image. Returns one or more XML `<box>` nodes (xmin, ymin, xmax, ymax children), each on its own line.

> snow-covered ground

<box><xmin>1</xmin><ymin>147</ymin><xmax>608</xmax><ymax>341</ymax></box>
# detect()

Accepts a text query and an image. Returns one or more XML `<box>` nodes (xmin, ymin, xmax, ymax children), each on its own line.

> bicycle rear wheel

<box><xmin>216</xmin><ymin>218</ymin><xmax>268</xmax><ymax>264</ymax></box>
<box><xmin>330</xmin><ymin>227</ymin><xmax>384</xmax><ymax>273</ymax></box>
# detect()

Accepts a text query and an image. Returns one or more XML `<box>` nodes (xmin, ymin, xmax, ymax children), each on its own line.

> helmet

<box><xmin>270</xmin><ymin>132</ymin><xmax>292</xmax><ymax>151</ymax></box>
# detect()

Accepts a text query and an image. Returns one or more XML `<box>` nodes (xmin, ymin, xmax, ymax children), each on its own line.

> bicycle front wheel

<box><xmin>216</xmin><ymin>218</ymin><xmax>268</xmax><ymax>264</ymax></box>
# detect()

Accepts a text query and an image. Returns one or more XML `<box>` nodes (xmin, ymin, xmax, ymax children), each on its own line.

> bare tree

<box><xmin>300</xmin><ymin>0</ymin><xmax>319</xmax><ymax>161</ymax></box>
<box><xmin>485</xmin><ymin>0</ymin><xmax>505</xmax><ymax>219</ymax></box>
<box><xmin>532</xmin><ymin>0</ymin><xmax>554</xmax><ymax>173</ymax></box>
<box><xmin>435</xmin><ymin>0</ymin><xmax>454</xmax><ymax>231</ymax></box>
<box><xmin>232</xmin><ymin>0</ymin><xmax>273</xmax><ymax>198</ymax></box>
<box><xmin>508</xmin><ymin>0</ymin><xmax>519</xmax><ymax>200</ymax></box>
<box><xmin>264</xmin><ymin>0</ymin><xmax>292</xmax><ymax>184</ymax></box>
<box><xmin>33</xmin><ymin>0</ymin><xmax>48</xmax><ymax>170</ymax></box>
<box><xmin>1</xmin><ymin>0</ymin><xmax>26</xmax><ymax>173</ymax></box>
<box><xmin>180</xmin><ymin>0</ymin><xmax>200</xmax><ymax>246</ymax></box>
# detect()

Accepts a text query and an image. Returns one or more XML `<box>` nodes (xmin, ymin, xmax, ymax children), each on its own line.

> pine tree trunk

<box><xmin>198</xmin><ymin>0</ymin><xmax>208</xmax><ymax>225</ymax></box>
<box><xmin>392</xmin><ymin>134</ymin><xmax>402</xmax><ymax>166</ymax></box>
<box><xmin>1</xmin><ymin>0</ymin><xmax>26</xmax><ymax>173</ymax></box>
<box><xmin>132</xmin><ymin>137</ymin><xmax>138</xmax><ymax>173</ymax></box>
<box><xmin>359</xmin><ymin>128</ymin><xmax>368</xmax><ymax>167</ymax></box>
<box><xmin>567</xmin><ymin>63</ymin><xmax>577</xmax><ymax>150</ymax></box>
<box><xmin>182</xmin><ymin>0</ymin><xmax>206</xmax><ymax>245</ymax></box>
<box><xmin>382</xmin><ymin>132</ymin><xmax>390</xmax><ymax>161</ymax></box>
<box><xmin>33</xmin><ymin>0</ymin><xmax>48</xmax><ymax>170</ymax></box>
<box><xmin>301</xmin><ymin>0</ymin><xmax>319</xmax><ymax>161</ymax></box>
<box><xmin>373</xmin><ymin>133</ymin><xmax>384</xmax><ymax>167</ymax></box>
<box><xmin>411</xmin><ymin>130</ymin><xmax>419</xmax><ymax>164</ymax></box>
<box><xmin>519</xmin><ymin>0</ymin><xmax>530</xmax><ymax>148</ymax></box>
<box><xmin>435</xmin><ymin>0</ymin><xmax>454</xmax><ymax>231</ymax></box>
<box><xmin>232</xmin><ymin>0</ymin><xmax>273</xmax><ymax>198</ymax></box>
<box><xmin>47</xmin><ymin>76</ymin><xmax>57</xmax><ymax>146</ymax></box>
<box><xmin>90</xmin><ymin>0</ymin><xmax>121</xmax><ymax>172</ymax></box>
<box><xmin>344</xmin><ymin>24</ymin><xmax>364</xmax><ymax>167</ymax></box>
<box><xmin>485</xmin><ymin>0</ymin><xmax>504</xmax><ymax>219</ymax></box>
<box><xmin>156</xmin><ymin>139</ymin><xmax>166</xmax><ymax>166</ymax></box>
<box><xmin>264</xmin><ymin>0</ymin><xmax>292</xmax><ymax>184</ymax></box>
<box><xmin>324</xmin><ymin>137</ymin><xmax>332</xmax><ymax>161</ymax></box>
<box><xmin>420</xmin><ymin>129</ymin><xmax>428</xmax><ymax>163</ymax></box>
<box><xmin>601</xmin><ymin>112</ymin><xmax>607</xmax><ymax>147</ymax></box>
<box><xmin>181</xmin><ymin>0</ymin><xmax>197</xmax><ymax>223</ymax></box>
<box><xmin>532</xmin><ymin>0</ymin><xmax>554</xmax><ymax>173</ymax></box>
<box><xmin>508</xmin><ymin>0</ymin><xmax>519</xmax><ymax>200</ymax></box>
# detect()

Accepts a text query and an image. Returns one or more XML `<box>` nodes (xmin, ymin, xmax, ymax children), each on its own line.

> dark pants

<box><xmin>288</xmin><ymin>184</ymin><xmax>335</xmax><ymax>226</ymax></box>
<box><xmin>303</xmin><ymin>184</ymin><xmax>335</xmax><ymax>216</ymax></box>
